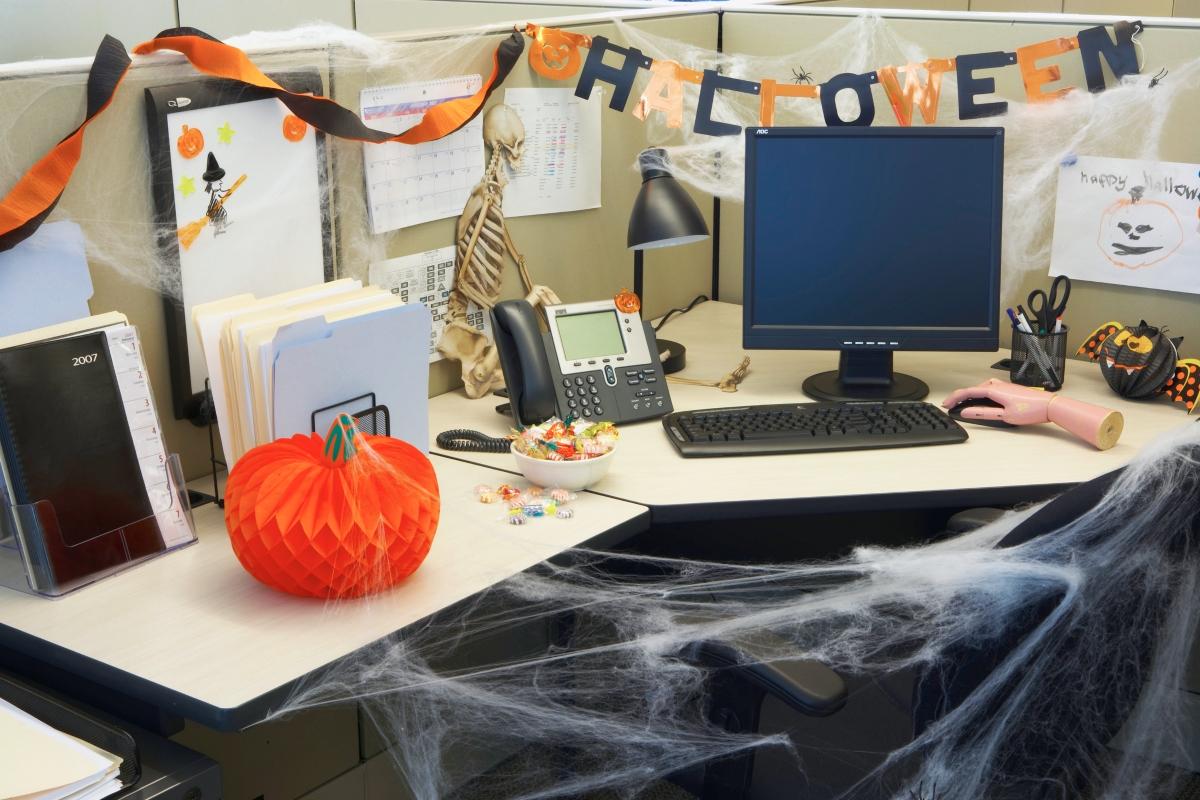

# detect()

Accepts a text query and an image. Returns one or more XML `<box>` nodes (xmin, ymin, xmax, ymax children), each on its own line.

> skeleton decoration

<box><xmin>438</xmin><ymin>104</ymin><xmax>562</xmax><ymax>398</ymax></box>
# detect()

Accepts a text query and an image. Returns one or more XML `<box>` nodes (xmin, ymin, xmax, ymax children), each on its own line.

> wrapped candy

<box><xmin>511</xmin><ymin>417</ymin><xmax>619</xmax><ymax>462</ymax></box>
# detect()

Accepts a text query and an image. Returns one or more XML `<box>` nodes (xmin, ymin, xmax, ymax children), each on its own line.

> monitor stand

<box><xmin>802</xmin><ymin>349</ymin><xmax>929</xmax><ymax>402</ymax></box>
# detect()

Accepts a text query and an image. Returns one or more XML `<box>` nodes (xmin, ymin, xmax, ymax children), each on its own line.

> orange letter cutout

<box><xmin>633</xmin><ymin>61</ymin><xmax>702</xmax><ymax>128</ymax></box>
<box><xmin>877</xmin><ymin>59</ymin><xmax>955</xmax><ymax>126</ymax></box>
<box><xmin>1016</xmin><ymin>37</ymin><xmax>1079</xmax><ymax>102</ymax></box>
<box><xmin>758</xmin><ymin>79</ymin><xmax>819</xmax><ymax>127</ymax></box>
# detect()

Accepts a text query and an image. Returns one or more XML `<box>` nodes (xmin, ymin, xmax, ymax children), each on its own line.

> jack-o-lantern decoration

<box><xmin>282</xmin><ymin>114</ymin><xmax>308</xmax><ymax>142</ymax></box>
<box><xmin>1097</xmin><ymin>186</ymin><xmax>1184</xmax><ymax>270</ymax></box>
<box><xmin>177</xmin><ymin>125</ymin><xmax>205</xmax><ymax>159</ymax></box>
<box><xmin>1077</xmin><ymin>320</ymin><xmax>1181</xmax><ymax>399</ymax></box>
<box><xmin>614</xmin><ymin>288</ymin><xmax>641</xmax><ymax>314</ymax></box>
<box><xmin>224</xmin><ymin>415</ymin><xmax>440</xmax><ymax>599</ymax></box>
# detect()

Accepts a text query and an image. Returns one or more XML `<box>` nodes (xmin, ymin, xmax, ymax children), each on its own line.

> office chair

<box><xmin>687</xmin><ymin>443</ymin><xmax>1200</xmax><ymax>800</ymax></box>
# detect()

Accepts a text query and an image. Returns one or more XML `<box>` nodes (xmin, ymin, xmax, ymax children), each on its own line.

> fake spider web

<box><xmin>272</xmin><ymin>422</ymin><xmax>1200</xmax><ymax>800</ymax></box>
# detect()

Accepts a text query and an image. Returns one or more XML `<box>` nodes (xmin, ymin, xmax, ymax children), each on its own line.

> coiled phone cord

<box><xmin>435</xmin><ymin>429</ymin><xmax>513</xmax><ymax>454</ymax></box>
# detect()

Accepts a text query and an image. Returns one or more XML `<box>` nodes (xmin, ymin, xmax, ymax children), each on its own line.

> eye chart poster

<box><xmin>369</xmin><ymin>246</ymin><xmax>491</xmax><ymax>363</ymax></box>
<box><xmin>1050</xmin><ymin>155</ymin><xmax>1200</xmax><ymax>295</ymax></box>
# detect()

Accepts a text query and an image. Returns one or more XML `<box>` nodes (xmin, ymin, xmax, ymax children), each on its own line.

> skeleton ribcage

<box><xmin>449</xmin><ymin>185</ymin><xmax>508</xmax><ymax>319</ymax></box>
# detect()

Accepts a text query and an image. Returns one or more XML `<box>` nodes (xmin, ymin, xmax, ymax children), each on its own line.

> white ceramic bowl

<box><xmin>510</xmin><ymin>444</ymin><xmax>616</xmax><ymax>491</ymax></box>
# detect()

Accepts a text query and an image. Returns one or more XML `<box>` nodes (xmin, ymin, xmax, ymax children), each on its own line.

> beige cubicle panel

<box><xmin>0</xmin><ymin>8</ymin><xmax>717</xmax><ymax>478</ymax></box>
<box><xmin>326</xmin><ymin>10</ymin><xmax>719</xmax><ymax>400</ymax></box>
<box><xmin>355</xmin><ymin>0</ymin><xmax>664</xmax><ymax>34</ymax></box>
<box><xmin>718</xmin><ymin>7</ymin><xmax>1200</xmax><ymax>352</ymax></box>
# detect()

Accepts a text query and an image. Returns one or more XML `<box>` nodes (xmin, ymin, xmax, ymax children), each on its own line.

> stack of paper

<box><xmin>0</xmin><ymin>697</ymin><xmax>122</xmax><ymax>800</ymax></box>
<box><xmin>193</xmin><ymin>281</ymin><xmax>432</xmax><ymax>467</ymax></box>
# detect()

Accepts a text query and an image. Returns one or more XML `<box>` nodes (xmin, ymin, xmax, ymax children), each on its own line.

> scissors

<box><xmin>1028</xmin><ymin>275</ymin><xmax>1071</xmax><ymax>334</ymax></box>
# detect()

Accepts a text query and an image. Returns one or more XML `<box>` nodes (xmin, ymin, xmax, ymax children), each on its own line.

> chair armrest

<box><xmin>684</xmin><ymin>639</ymin><xmax>847</xmax><ymax>717</ymax></box>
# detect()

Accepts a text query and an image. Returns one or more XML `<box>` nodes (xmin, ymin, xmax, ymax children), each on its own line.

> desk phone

<box><xmin>492</xmin><ymin>299</ymin><xmax>673</xmax><ymax>427</ymax></box>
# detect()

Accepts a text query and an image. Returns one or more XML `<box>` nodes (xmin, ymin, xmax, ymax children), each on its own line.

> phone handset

<box><xmin>491</xmin><ymin>300</ymin><xmax>559</xmax><ymax>427</ymax></box>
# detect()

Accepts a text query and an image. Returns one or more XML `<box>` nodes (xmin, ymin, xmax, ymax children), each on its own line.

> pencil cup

<box><xmin>1010</xmin><ymin>327</ymin><xmax>1068</xmax><ymax>392</ymax></box>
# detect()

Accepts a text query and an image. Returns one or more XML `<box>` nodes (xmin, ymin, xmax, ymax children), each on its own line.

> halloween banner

<box><xmin>1050</xmin><ymin>155</ymin><xmax>1200</xmax><ymax>296</ymax></box>
<box><xmin>523</xmin><ymin>20</ymin><xmax>1143</xmax><ymax>135</ymax></box>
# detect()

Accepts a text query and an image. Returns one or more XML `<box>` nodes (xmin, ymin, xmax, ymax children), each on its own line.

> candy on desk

<box><xmin>555</xmin><ymin>508</ymin><xmax>574</xmax><ymax>519</ymax></box>
<box><xmin>473</xmin><ymin>484</ymin><xmax>493</xmax><ymax>496</ymax></box>
<box><xmin>544</xmin><ymin>500</ymin><xmax>558</xmax><ymax>516</ymax></box>
<box><xmin>478</xmin><ymin>492</ymin><xmax>500</xmax><ymax>504</ymax></box>
<box><xmin>508</xmin><ymin>513</ymin><xmax>527</xmax><ymax>526</ymax></box>
<box><xmin>549</xmin><ymin>488</ymin><xmax>575</xmax><ymax>504</ymax></box>
<box><xmin>497</xmin><ymin>483</ymin><xmax>522</xmax><ymax>500</ymax></box>
<box><xmin>511</xmin><ymin>417</ymin><xmax>619</xmax><ymax>462</ymax></box>
<box><xmin>522</xmin><ymin>504</ymin><xmax>546</xmax><ymax>517</ymax></box>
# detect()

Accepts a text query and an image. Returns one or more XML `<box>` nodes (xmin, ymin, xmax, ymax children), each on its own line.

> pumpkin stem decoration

<box><xmin>224</xmin><ymin>417</ymin><xmax>441</xmax><ymax>598</ymax></box>
<box><xmin>324</xmin><ymin>413</ymin><xmax>359</xmax><ymax>463</ymax></box>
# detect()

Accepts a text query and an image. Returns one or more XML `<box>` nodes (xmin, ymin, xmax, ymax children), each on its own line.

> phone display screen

<box><xmin>555</xmin><ymin>311</ymin><xmax>626</xmax><ymax>360</ymax></box>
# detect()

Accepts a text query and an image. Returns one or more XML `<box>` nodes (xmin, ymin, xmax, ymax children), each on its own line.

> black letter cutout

<box><xmin>1078</xmin><ymin>20</ymin><xmax>1142</xmax><ymax>93</ymax></box>
<box><xmin>694</xmin><ymin>70</ymin><xmax>760</xmax><ymax>137</ymax></box>
<box><xmin>574</xmin><ymin>35</ymin><xmax>650</xmax><ymax>112</ymax></box>
<box><xmin>819</xmin><ymin>72</ymin><xmax>876</xmax><ymax>127</ymax></box>
<box><xmin>956</xmin><ymin>52</ymin><xmax>1014</xmax><ymax>120</ymax></box>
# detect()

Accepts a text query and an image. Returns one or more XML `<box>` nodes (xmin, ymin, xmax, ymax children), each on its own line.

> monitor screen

<box><xmin>555</xmin><ymin>310</ymin><xmax>627</xmax><ymax>360</ymax></box>
<box><xmin>744</xmin><ymin>128</ymin><xmax>1002</xmax><ymax>352</ymax></box>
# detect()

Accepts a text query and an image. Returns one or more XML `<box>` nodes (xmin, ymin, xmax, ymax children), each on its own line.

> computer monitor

<box><xmin>743</xmin><ymin>127</ymin><xmax>1003</xmax><ymax>402</ymax></box>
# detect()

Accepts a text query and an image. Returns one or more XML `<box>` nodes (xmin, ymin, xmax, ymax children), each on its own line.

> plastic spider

<box><xmin>792</xmin><ymin>66</ymin><xmax>814</xmax><ymax>84</ymax></box>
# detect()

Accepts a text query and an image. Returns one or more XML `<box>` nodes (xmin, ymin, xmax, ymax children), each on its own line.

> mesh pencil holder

<box><xmin>1011</xmin><ymin>327</ymin><xmax>1068</xmax><ymax>391</ymax></box>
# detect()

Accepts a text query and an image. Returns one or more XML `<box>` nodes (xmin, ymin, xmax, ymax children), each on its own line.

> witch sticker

<box><xmin>177</xmin><ymin>152</ymin><xmax>247</xmax><ymax>250</ymax></box>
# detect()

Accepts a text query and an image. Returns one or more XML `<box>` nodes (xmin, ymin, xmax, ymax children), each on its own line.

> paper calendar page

<box><xmin>502</xmin><ymin>87</ymin><xmax>603</xmax><ymax>218</ymax></box>
<box><xmin>361</xmin><ymin>76</ymin><xmax>484</xmax><ymax>234</ymax></box>
<box><xmin>104</xmin><ymin>325</ymin><xmax>193</xmax><ymax>547</ymax></box>
<box><xmin>369</xmin><ymin>246</ymin><xmax>491</xmax><ymax>363</ymax></box>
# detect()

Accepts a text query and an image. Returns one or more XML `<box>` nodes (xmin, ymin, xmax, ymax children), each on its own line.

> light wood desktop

<box><xmin>429</xmin><ymin>301</ymin><xmax>1193</xmax><ymax>521</ymax></box>
<box><xmin>0</xmin><ymin>457</ymin><xmax>647</xmax><ymax>730</ymax></box>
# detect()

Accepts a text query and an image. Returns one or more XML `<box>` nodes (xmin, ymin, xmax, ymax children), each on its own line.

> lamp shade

<box><xmin>627</xmin><ymin>149</ymin><xmax>709</xmax><ymax>250</ymax></box>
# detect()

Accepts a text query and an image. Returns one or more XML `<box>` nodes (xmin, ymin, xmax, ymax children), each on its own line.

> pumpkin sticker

<box><xmin>176</xmin><ymin>124</ymin><xmax>204</xmax><ymax>159</ymax></box>
<box><xmin>1098</xmin><ymin>185</ymin><xmax>1184</xmax><ymax>270</ymax></box>
<box><xmin>282</xmin><ymin>113</ymin><xmax>308</xmax><ymax>142</ymax></box>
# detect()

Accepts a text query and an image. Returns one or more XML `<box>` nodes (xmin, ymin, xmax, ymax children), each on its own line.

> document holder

<box><xmin>0</xmin><ymin>454</ymin><xmax>196</xmax><ymax>597</ymax></box>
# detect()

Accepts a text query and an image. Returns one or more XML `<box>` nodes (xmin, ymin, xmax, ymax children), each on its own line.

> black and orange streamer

<box><xmin>0</xmin><ymin>27</ymin><xmax>523</xmax><ymax>252</ymax></box>
<box><xmin>133</xmin><ymin>27</ymin><xmax>523</xmax><ymax>144</ymax></box>
<box><xmin>0</xmin><ymin>35</ymin><xmax>130</xmax><ymax>252</ymax></box>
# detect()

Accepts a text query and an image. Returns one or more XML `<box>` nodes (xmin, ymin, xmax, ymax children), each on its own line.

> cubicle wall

<box><xmin>719</xmin><ymin>6</ymin><xmax>1200</xmax><ymax>350</ymax></box>
<box><xmin>0</xmin><ymin>8</ymin><xmax>717</xmax><ymax>478</ymax></box>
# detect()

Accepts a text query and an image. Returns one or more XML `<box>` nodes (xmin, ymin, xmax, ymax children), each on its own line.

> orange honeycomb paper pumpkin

<box><xmin>224</xmin><ymin>415</ymin><xmax>440</xmax><ymax>599</ymax></box>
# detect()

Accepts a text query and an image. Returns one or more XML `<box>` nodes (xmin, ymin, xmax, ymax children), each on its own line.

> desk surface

<box><xmin>430</xmin><ymin>301</ymin><xmax>1193</xmax><ymax>520</ymax></box>
<box><xmin>0</xmin><ymin>457</ymin><xmax>647</xmax><ymax>730</ymax></box>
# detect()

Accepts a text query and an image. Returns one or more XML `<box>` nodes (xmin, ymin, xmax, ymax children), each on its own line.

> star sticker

<box><xmin>178</xmin><ymin>175</ymin><xmax>196</xmax><ymax>197</ymax></box>
<box><xmin>217</xmin><ymin>122</ymin><xmax>236</xmax><ymax>144</ymax></box>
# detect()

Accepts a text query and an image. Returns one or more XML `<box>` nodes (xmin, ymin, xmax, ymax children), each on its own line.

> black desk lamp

<box><xmin>627</xmin><ymin>148</ymin><xmax>709</xmax><ymax>374</ymax></box>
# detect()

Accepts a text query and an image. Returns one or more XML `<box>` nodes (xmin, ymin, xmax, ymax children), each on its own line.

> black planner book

<box><xmin>0</xmin><ymin>330</ymin><xmax>161</xmax><ymax>591</ymax></box>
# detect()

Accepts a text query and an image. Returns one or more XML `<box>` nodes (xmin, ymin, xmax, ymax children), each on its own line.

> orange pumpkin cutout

<box><xmin>176</xmin><ymin>125</ymin><xmax>205</xmax><ymax>159</ymax></box>
<box><xmin>224</xmin><ymin>415</ymin><xmax>440</xmax><ymax>599</ymax></box>
<box><xmin>1097</xmin><ymin>189</ymin><xmax>1184</xmax><ymax>270</ymax></box>
<box><xmin>614</xmin><ymin>288</ymin><xmax>641</xmax><ymax>314</ymax></box>
<box><xmin>282</xmin><ymin>114</ymin><xmax>308</xmax><ymax>142</ymax></box>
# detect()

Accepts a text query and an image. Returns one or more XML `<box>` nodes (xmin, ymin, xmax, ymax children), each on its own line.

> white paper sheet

<box><xmin>502</xmin><ymin>88</ymin><xmax>603</xmax><ymax>218</ymax></box>
<box><xmin>167</xmin><ymin>97</ymin><xmax>328</xmax><ymax>394</ymax></box>
<box><xmin>0</xmin><ymin>221</ymin><xmax>92</xmax><ymax>338</ymax></box>
<box><xmin>0</xmin><ymin>697</ymin><xmax>120</xmax><ymax>800</ymax></box>
<box><xmin>361</xmin><ymin>76</ymin><xmax>484</xmax><ymax>234</ymax></box>
<box><xmin>1050</xmin><ymin>155</ymin><xmax>1200</xmax><ymax>295</ymax></box>
<box><xmin>369</xmin><ymin>246</ymin><xmax>491</xmax><ymax>363</ymax></box>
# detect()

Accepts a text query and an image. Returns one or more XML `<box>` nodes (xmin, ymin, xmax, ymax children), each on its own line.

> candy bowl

<box><xmin>511</xmin><ymin>443</ymin><xmax>616</xmax><ymax>491</ymax></box>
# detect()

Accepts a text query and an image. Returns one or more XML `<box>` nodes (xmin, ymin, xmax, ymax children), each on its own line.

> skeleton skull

<box><xmin>483</xmin><ymin>104</ymin><xmax>525</xmax><ymax>169</ymax></box>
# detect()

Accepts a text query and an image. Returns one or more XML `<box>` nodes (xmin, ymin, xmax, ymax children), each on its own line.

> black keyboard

<box><xmin>662</xmin><ymin>401</ymin><xmax>968</xmax><ymax>457</ymax></box>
